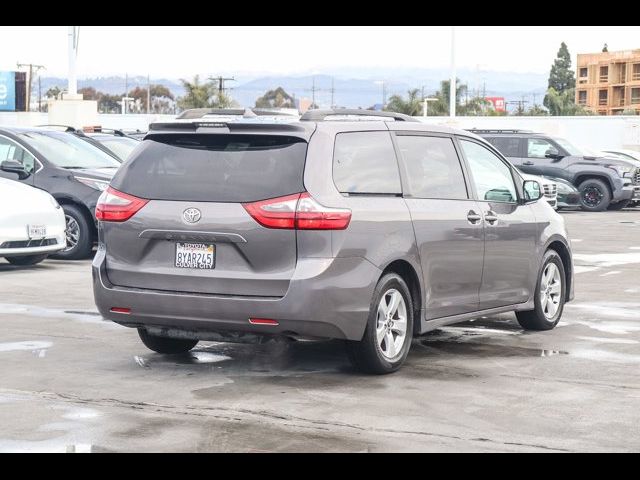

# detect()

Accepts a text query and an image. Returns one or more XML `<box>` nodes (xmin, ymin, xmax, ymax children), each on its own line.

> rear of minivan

<box><xmin>92</xmin><ymin>122</ymin><xmax>381</xmax><ymax>343</ymax></box>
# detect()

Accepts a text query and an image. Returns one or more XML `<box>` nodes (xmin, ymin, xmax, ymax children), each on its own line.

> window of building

<box><xmin>333</xmin><ymin>131</ymin><xmax>402</xmax><ymax>195</ymax></box>
<box><xmin>599</xmin><ymin>66</ymin><xmax>609</xmax><ymax>82</ymax></box>
<box><xmin>633</xmin><ymin>64</ymin><xmax>640</xmax><ymax>81</ymax></box>
<box><xmin>632</xmin><ymin>88</ymin><xmax>640</xmax><ymax>105</ymax></box>
<box><xmin>578</xmin><ymin>90</ymin><xmax>587</xmax><ymax>105</ymax></box>
<box><xmin>579</xmin><ymin>67</ymin><xmax>588</xmax><ymax>77</ymax></box>
<box><xmin>599</xmin><ymin>89</ymin><xmax>608</xmax><ymax>106</ymax></box>
<box><xmin>395</xmin><ymin>135</ymin><xmax>468</xmax><ymax>200</ymax></box>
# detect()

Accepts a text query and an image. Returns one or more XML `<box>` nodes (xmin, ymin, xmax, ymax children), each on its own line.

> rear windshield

<box><xmin>111</xmin><ymin>134</ymin><xmax>307</xmax><ymax>202</ymax></box>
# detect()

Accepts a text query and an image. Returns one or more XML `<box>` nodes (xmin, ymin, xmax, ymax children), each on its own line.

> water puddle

<box><xmin>0</xmin><ymin>340</ymin><xmax>52</xmax><ymax>353</ymax></box>
<box><xmin>0</xmin><ymin>303</ymin><xmax>113</xmax><ymax>327</ymax></box>
<box><xmin>573</xmin><ymin>252</ymin><xmax>640</xmax><ymax>267</ymax></box>
<box><xmin>419</xmin><ymin>339</ymin><xmax>568</xmax><ymax>358</ymax></box>
<box><xmin>133</xmin><ymin>350</ymin><xmax>232</xmax><ymax>369</ymax></box>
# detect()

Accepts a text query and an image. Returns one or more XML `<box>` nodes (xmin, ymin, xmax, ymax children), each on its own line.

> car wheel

<box><xmin>346</xmin><ymin>273</ymin><xmax>414</xmax><ymax>374</ymax></box>
<box><xmin>516</xmin><ymin>250</ymin><xmax>566</xmax><ymax>331</ymax></box>
<box><xmin>6</xmin><ymin>254</ymin><xmax>48</xmax><ymax>266</ymax></box>
<box><xmin>138</xmin><ymin>328</ymin><xmax>199</xmax><ymax>354</ymax></box>
<box><xmin>578</xmin><ymin>178</ymin><xmax>611</xmax><ymax>212</ymax></box>
<box><xmin>52</xmin><ymin>205</ymin><xmax>93</xmax><ymax>260</ymax></box>
<box><xmin>607</xmin><ymin>199</ymin><xmax>632</xmax><ymax>211</ymax></box>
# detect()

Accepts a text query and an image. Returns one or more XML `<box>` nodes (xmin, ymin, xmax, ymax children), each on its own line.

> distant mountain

<box><xmin>38</xmin><ymin>69</ymin><xmax>548</xmax><ymax>110</ymax></box>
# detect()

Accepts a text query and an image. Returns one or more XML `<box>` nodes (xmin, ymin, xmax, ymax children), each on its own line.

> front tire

<box><xmin>6</xmin><ymin>254</ymin><xmax>48</xmax><ymax>266</ymax></box>
<box><xmin>53</xmin><ymin>204</ymin><xmax>94</xmax><ymax>260</ymax></box>
<box><xmin>346</xmin><ymin>273</ymin><xmax>414</xmax><ymax>374</ymax></box>
<box><xmin>578</xmin><ymin>178</ymin><xmax>611</xmax><ymax>212</ymax></box>
<box><xmin>516</xmin><ymin>250</ymin><xmax>566</xmax><ymax>331</ymax></box>
<box><xmin>138</xmin><ymin>328</ymin><xmax>199</xmax><ymax>354</ymax></box>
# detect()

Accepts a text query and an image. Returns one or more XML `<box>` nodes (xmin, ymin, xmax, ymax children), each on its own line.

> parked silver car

<box><xmin>92</xmin><ymin>109</ymin><xmax>574</xmax><ymax>374</ymax></box>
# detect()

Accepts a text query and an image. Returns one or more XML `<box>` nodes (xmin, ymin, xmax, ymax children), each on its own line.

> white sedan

<box><xmin>0</xmin><ymin>177</ymin><xmax>66</xmax><ymax>266</ymax></box>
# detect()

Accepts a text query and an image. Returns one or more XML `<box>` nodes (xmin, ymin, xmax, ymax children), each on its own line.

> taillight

<box><xmin>95</xmin><ymin>187</ymin><xmax>148</xmax><ymax>222</ymax></box>
<box><xmin>243</xmin><ymin>192</ymin><xmax>351</xmax><ymax>230</ymax></box>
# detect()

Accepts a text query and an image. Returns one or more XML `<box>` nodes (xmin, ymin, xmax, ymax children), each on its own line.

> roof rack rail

<box><xmin>176</xmin><ymin>108</ymin><xmax>299</xmax><ymax>120</ymax></box>
<box><xmin>299</xmin><ymin>109</ymin><xmax>418</xmax><ymax>122</ymax></box>
<box><xmin>466</xmin><ymin>128</ymin><xmax>534</xmax><ymax>134</ymax></box>
<box><xmin>35</xmin><ymin>124</ymin><xmax>78</xmax><ymax>133</ymax></box>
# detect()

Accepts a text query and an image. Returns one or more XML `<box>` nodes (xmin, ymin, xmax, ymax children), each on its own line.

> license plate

<box><xmin>28</xmin><ymin>225</ymin><xmax>46</xmax><ymax>239</ymax></box>
<box><xmin>175</xmin><ymin>242</ymin><xmax>215</xmax><ymax>269</ymax></box>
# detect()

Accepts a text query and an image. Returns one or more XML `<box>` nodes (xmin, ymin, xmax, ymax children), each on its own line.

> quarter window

<box><xmin>333</xmin><ymin>131</ymin><xmax>401</xmax><ymax>194</ymax></box>
<box><xmin>460</xmin><ymin>139</ymin><xmax>517</xmax><ymax>203</ymax></box>
<box><xmin>396</xmin><ymin>135</ymin><xmax>467</xmax><ymax>199</ymax></box>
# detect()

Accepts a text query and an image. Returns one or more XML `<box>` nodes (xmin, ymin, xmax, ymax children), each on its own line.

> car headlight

<box><xmin>606</xmin><ymin>165</ymin><xmax>634</xmax><ymax>178</ymax></box>
<box><xmin>75</xmin><ymin>176</ymin><xmax>110</xmax><ymax>191</ymax></box>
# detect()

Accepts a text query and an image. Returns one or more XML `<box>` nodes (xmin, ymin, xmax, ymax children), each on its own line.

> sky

<box><xmin>1</xmin><ymin>26</ymin><xmax>637</xmax><ymax>79</ymax></box>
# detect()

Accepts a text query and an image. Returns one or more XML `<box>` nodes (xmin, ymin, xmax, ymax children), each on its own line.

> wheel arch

<box><xmin>380</xmin><ymin>259</ymin><xmax>423</xmax><ymax>335</ymax></box>
<box><xmin>54</xmin><ymin>197</ymin><xmax>98</xmax><ymax>240</ymax></box>
<box><xmin>574</xmin><ymin>174</ymin><xmax>614</xmax><ymax>197</ymax></box>
<box><xmin>545</xmin><ymin>237</ymin><xmax>573</xmax><ymax>303</ymax></box>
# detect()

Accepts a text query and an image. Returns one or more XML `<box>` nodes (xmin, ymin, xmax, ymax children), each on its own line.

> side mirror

<box><xmin>0</xmin><ymin>160</ymin><xmax>30</xmax><ymax>180</ymax></box>
<box><xmin>545</xmin><ymin>147</ymin><xmax>561</xmax><ymax>159</ymax></box>
<box><xmin>523</xmin><ymin>180</ymin><xmax>543</xmax><ymax>203</ymax></box>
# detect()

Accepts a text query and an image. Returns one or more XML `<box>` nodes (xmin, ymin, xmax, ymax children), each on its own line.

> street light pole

<box><xmin>68</xmin><ymin>26</ymin><xmax>79</xmax><ymax>97</ymax></box>
<box><xmin>449</xmin><ymin>26</ymin><xmax>456</xmax><ymax>118</ymax></box>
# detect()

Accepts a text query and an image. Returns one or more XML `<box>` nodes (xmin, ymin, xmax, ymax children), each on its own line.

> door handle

<box><xmin>467</xmin><ymin>210</ymin><xmax>482</xmax><ymax>224</ymax></box>
<box><xmin>523</xmin><ymin>161</ymin><xmax>534</xmax><ymax>166</ymax></box>
<box><xmin>484</xmin><ymin>211</ymin><xmax>498</xmax><ymax>225</ymax></box>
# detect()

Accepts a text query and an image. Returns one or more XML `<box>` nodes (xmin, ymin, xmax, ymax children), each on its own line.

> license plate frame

<box><xmin>28</xmin><ymin>225</ymin><xmax>47</xmax><ymax>239</ymax></box>
<box><xmin>174</xmin><ymin>242</ymin><xmax>216</xmax><ymax>270</ymax></box>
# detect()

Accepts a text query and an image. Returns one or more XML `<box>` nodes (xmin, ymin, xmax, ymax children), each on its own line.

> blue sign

<box><xmin>0</xmin><ymin>71</ymin><xmax>16</xmax><ymax>111</ymax></box>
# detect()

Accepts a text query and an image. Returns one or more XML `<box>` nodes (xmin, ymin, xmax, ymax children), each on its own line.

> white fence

<box><xmin>2</xmin><ymin>112</ymin><xmax>640</xmax><ymax>151</ymax></box>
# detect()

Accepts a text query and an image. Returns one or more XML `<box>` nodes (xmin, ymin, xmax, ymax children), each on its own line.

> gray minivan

<box><xmin>92</xmin><ymin>110</ymin><xmax>574</xmax><ymax>374</ymax></box>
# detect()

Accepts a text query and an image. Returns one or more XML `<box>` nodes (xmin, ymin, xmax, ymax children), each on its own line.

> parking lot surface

<box><xmin>1</xmin><ymin>209</ymin><xmax>639</xmax><ymax>452</ymax></box>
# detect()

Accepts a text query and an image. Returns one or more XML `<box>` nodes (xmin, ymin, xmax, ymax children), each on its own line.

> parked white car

<box><xmin>0</xmin><ymin>177</ymin><xmax>66</xmax><ymax>265</ymax></box>
<box><xmin>521</xmin><ymin>173</ymin><xmax>558</xmax><ymax>209</ymax></box>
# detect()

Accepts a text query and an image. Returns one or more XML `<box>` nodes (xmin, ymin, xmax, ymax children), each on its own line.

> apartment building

<box><xmin>576</xmin><ymin>49</ymin><xmax>640</xmax><ymax>115</ymax></box>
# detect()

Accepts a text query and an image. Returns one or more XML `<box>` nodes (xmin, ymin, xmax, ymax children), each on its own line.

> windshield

<box><xmin>553</xmin><ymin>137</ymin><xmax>584</xmax><ymax>156</ymax></box>
<box><xmin>95</xmin><ymin>137</ymin><xmax>139</xmax><ymax>161</ymax></box>
<box><xmin>18</xmin><ymin>131</ymin><xmax>121</xmax><ymax>169</ymax></box>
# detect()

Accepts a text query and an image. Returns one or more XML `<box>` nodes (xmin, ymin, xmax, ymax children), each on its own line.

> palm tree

<box><xmin>385</xmin><ymin>88</ymin><xmax>423</xmax><ymax>116</ymax></box>
<box><xmin>177</xmin><ymin>75</ymin><xmax>235</xmax><ymax>110</ymax></box>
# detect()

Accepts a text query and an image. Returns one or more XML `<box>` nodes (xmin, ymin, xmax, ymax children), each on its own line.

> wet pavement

<box><xmin>0</xmin><ymin>208</ymin><xmax>639</xmax><ymax>452</ymax></box>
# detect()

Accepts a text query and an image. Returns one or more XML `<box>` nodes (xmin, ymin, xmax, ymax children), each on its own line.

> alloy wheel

<box><xmin>376</xmin><ymin>288</ymin><xmax>408</xmax><ymax>359</ymax></box>
<box><xmin>582</xmin><ymin>185</ymin><xmax>604</xmax><ymax>208</ymax></box>
<box><xmin>540</xmin><ymin>263</ymin><xmax>562</xmax><ymax>319</ymax></box>
<box><xmin>64</xmin><ymin>215</ymin><xmax>80</xmax><ymax>252</ymax></box>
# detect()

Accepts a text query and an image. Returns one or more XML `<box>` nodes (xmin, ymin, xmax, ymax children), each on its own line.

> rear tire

<box><xmin>607</xmin><ymin>199</ymin><xmax>631</xmax><ymax>211</ymax></box>
<box><xmin>578</xmin><ymin>178</ymin><xmax>611</xmax><ymax>212</ymax></box>
<box><xmin>516</xmin><ymin>250</ymin><xmax>566</xmax><ymax>331</ymax></box>
<box><xmin>138</xmin><ymin>328</ymin><xmax>199</xmax><ymax>354</ymax></box>
<box><xmin>6</xmin><ymin>254</ymin><xmax>48</xmax><ymax>266</ymax></box>
<box><xmin>346</xmin><ymin>273</ymin><xmax>414</xmax><ymax>374</ymax></box>
<box><xmin>52</xmin><ymin>204</ymin><xmax>93</xmax><ymax>260</ymax></box>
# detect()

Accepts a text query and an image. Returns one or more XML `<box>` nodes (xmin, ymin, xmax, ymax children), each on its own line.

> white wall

<box><xmin>416</xmin><ymin>115</ymin><xmax>640</xmax><ymax>152</ymax></box>
<box><xmin>1</xmin><ymin>112</ymin><xmax>639</xmax><ymax>151</ymax></box>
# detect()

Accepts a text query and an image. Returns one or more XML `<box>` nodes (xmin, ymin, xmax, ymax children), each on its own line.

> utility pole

<box><xmin>17</xmin><ymin>62</ymin><xmax>45</xmax><ymax>112</ymax></box>
<box><xmin>449</xmin><ymin>26</ymin><xmax>456</xmax><ymax>117</ymax></box>
<box><xmin>330</xmin><ymin>77</ymin><xmax>335</xmax><ymax>108</ymax></box>
<box><xmin>147</xmin><ymin>74</ymin><xmax>151</xmax><ymax>114</ymax></box>
<box><xmin>209</xmin><ymin>75</ymin><xmax>235</xmax><ymax>105</ymax></box>
<box><xmin>38</xmin><ymin>76</ymin><xmax>42</xmax><ymax>112</ymax></box>
<box><xmin>312</xmin><ymin>77</ymin><xmax>316</xmax><ymax>108</ymax></box>
<box><xmin>67</xmin><ymin>26</ymin><xmax>79</xmax><ymax>97</ymax></box>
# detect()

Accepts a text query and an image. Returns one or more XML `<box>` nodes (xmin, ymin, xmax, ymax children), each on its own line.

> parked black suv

<box><xmin>471</xmin><ymin>129</ymin><xmax>640</xmax><ymax>211</ymax></box>
<box><xmin>0</xmin><ymin>127</ymin><xmax>121</xmax><ymax>259</ymax></box>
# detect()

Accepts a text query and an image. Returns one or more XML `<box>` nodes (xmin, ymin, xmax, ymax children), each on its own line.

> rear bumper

<box><xmin>92</xmin><ymin>250</ymin><xmax>379</xmax><ymax>341</ymax></box>
<box><xmin>0</xmin><ymin>238</ymin><xmax>66</xmax><ymax>257</ymax></box>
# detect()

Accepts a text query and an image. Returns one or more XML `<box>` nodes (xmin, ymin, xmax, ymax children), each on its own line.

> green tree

<box><xmin>46</xmin><ymin>86</ymin><xmax>61</xmax><ymax>100</ymax></box>
<box><xmin>544</xmin><ymin>87</ymin><xmax>592</xmax><ymax>116</ymax></box>
<box><xmin>385</xmin><ymin>88</ymin><xmax>423</xmax><ymax>116</ymax></box>
<box><xmin>544</xmin><ymin>42</ymin><xmax>577</xmax><ymax>113</ymax></box>
<box><xmin>176</xmin><ymin>75</ymin><xmax>234</xmax><ymax>110</ymax></box>
<box><xmin>78</xmin><ymin>86</ymin><xmax>99</xmax><ymax>100</ymax></box>
<box><xmin>255</xmin><ymin>87</ymin><xmax>295</xmax><ymax>108</ymax></box>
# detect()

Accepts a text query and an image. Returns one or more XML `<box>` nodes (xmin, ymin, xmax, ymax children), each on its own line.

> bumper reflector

<box><xmin>249</xmin><ymin>318</ymin><xmax>279</xmax><ymax>326</ymax></box>
<box><xmin>110</xmin><ymin>307</ymin><xmax>131</xmax><ymax>314</ymax></box>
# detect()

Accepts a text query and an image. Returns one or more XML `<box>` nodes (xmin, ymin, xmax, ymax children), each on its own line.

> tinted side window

<box><xmin>485</xmin><ymin>136</ymin><xmax>521</xmax><ymax>157</ymax></box>
<box><xmin>333</xmin><ymin>132</ymin><xmax>401</xmax><ymax>194</ymax></box>
<box><xmin>396</xmin><ymin>135</ymin><xmax>468</xmax><ymax>199</ymax></box>
<box><xmin>460</xmin><ymin>139</ymin><xmax>517</xmax><ymax>203</ymax></box>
